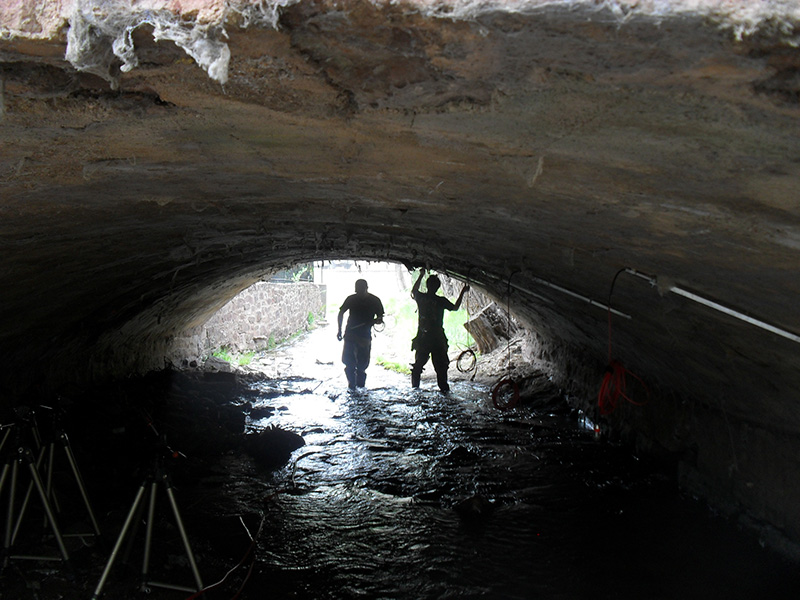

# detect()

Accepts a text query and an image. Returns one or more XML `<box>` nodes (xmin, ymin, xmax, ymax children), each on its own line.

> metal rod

<box><xmin>0</xmin><ymin>428</ymin><xmax>11</xmax><ymax>456</ymax></box>
<box><xmin>165</xmin><ymin>484</ymin><xmax>204</xmax><ymax>591</ymax></box>
<box><xmin>7</xmin><ymin>553</ymin><xmax>62</xmax><ymax>561</ymax></box>
<box><xmin>4</xmin><ymin>459</ymin><xmax>18</xmax><ymax>558</ymax></box>
<box><xmin>527</xmin><ymin>274</ymin><xmax>632</xmax><ymax>319</ymax></box>
<box><xmin>61</xmin><ymin>434</ymin><xmax>101</xmax><ymax>536</ymax></box>
<box><xmin>447</xmin><ymin>268</ymin><xmax>632</xmax><ymax>320</ymax></box>
<box><xmin>669</xmin><ymin>287</ymin><xmax>800</xmax><ymax>344</ymax></box>
<box><xmin>11</xmin><ymin>449</ymin><xmax>39</xmax><ymax>545</ymax></box>
<box><xmin>146</xmin><ymin>580</ymin><xmax>199</xmax><ymax>593</ymax></box>
<box><xmin>92</xmin><ymin>485</ymin><xmax>147</xmax><ymax>600</ymax></box>
<box><xmin>24</xmin><ymin>450</ymin><xmax>69</xmax><ymax>562</ymax></box>
<box><xmin>625</xmin><ymin>268</ymin><xmax>800</xmax><ymax>345</ymax></box>
<box><xmin>45</xmin><ymin>442</ymin><xmax>61</xmax><ymax>517</ymax></box>
<box><xmin>0</xmin><ymin>464</ymin><xmax>9</xmax><ymax>499</ymax></box>
<box><xmin>12</xmin><ymin>445</ymin><xmax>48</xmax><ymax>545</ymax></box>
<box><xmin>141</xmin><ymin>481</ymin><xmax>158</xmax><ymax>583</ymax></box>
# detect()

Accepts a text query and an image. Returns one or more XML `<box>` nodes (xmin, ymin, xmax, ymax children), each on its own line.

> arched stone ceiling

<box><xmin>2</xmin><ymin>0</ymin><xmax>800</xmax><ymax>547</ymax></box>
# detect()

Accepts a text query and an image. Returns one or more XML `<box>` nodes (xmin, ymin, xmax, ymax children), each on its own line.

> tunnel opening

<box><xmin>165</xmin><ymin>259</ymin><xmax>534</xmax><ymax>392</ymax></box>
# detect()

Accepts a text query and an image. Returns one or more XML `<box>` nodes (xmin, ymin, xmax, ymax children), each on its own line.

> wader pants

<box><xmin>342</xmin><ymin>335</ymin><xmax>371</xmax><ymax>388</ymax></box>
<box><xmin>411</xmin><ymin>331</ymin><xmax>450</xmax><ymax>392</ymax></box>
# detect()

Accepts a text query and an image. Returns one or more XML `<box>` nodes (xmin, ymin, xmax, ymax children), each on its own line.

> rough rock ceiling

<box><xmin>2</xmin><ymin>0</ymin><xmax>800</xmax><ymax>544</ymax></box>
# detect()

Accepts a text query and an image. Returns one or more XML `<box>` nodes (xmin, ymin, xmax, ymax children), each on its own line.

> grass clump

<box><xmin>375</xmin><ymin>357</ymin><xmax>411</xmax><ymax>374</ymax></box>
<box><xmin>212</xmin><ymin>347</ymin><xmax>233</xmax><ymax>362</ymax></box>
<box><xmin>211</xmin><ymin>347</ymin><xmax>256</xmax><ymax>366</ymax></box>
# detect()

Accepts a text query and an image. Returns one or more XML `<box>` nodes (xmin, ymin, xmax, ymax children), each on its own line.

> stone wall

<box><xmin>170</xmin><ymin>281</ymin><xmax>326</xmax><ymax>365</ymax></box>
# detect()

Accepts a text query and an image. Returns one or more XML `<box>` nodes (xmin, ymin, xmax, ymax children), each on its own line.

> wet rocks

<box><xmin>243</xmin><ymin>425</ymin><xmax>305</xmax><ymax>469</ymax></box>
<box><xmin>453</xmin><ymin>494</ymin><xmax>496</xmax><ymax>521</ymax></box>
<box><xmin>58</xmin><ymin>368</ymin><xmax>302</xmax><ymax>477</ymax></box>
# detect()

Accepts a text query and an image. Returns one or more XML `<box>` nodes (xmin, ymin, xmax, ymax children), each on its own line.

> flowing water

<box><xmin>197</xmin><ymin>326</ymin><xmax>799</xmax><ymax>600</ymax></box>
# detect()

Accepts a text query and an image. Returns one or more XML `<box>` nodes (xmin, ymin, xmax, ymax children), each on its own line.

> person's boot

<box><xmin>345</xmin><ymin>368</ymin><xmax>356</xmax><ymax>390</ymax></box>
<box><xmin>411</xmin><ymin>371</ymin><xmax>421</xmax><ymax>388</ymax></box>
<box><xmin>437</xmin><ymin>372</ymin><xmax>450</xmax><ymax>393</ymax></box>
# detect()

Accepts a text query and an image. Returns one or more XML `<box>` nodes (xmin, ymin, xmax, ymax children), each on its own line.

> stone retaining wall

<box><xmin>170</xmin><ymin>281</ymin><xmax>326</xmax><ymax>365</ymax></box>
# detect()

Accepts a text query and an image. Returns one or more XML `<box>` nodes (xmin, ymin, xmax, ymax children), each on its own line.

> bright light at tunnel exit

<box><xmin>315</xmin><ymin>261</ymin><xmax>477</xmax><ymax>368</ymax></box>
<box><xmin>207</xmin><ymin>261</ymin><xmax>479</xmax><ymax>378</ymax></box>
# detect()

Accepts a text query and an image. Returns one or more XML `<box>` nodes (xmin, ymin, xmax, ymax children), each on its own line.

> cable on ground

<box><xmin>183</xmin><ymin>513</ymin><xmax>265</xmax><ymax>600</ymax></box>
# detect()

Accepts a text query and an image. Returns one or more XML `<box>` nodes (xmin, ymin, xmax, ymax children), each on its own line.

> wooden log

<box><xmin>464</xmin><ymin>303</ymin><xmax>519</xmax><ymax>354</ymax></box>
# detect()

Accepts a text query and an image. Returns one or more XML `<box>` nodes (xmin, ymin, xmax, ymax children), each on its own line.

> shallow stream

<box><xmin>190</xmin><ymin>327</ymin><xmax>800</xmax><ymax>600</ymax></box>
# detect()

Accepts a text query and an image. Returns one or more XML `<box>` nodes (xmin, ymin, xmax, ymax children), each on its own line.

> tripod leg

<box><xmin>91</xmin><ymin>483</ymin><xmax>147</xmax><ymax>600</ymax></box>
<box><xmin>140</xmin><ymin>480</ymin><xmax>158</xmax><ymax>587</ymax></box>
<box><xmin>0</xmin><ymin>462</ymin><xmax>11</xmax><ymax>569</ymax></box>
<box><xmin>164</xmin><ymin>483</ymin><xmax>203</xmax><ymax>591</ymax></box>
<box><xmin>4</xmin><ymin>459</ymin><xmax>19</xmax><ymax>563</ymax></box>
<box><xmin>12</xmin><ymin>445</ymin><xmax>48</xmax><ymax>545</ymax></box>
<box><xmin>60</xmin><ymin>433</ymin><xmax>101</xmax><ymax>536</ymax></box>
<box><xmin>0</xmin><ymin>463</ymin><xmax>9</xmax><ymax>498</ymax></box>
<box><xmin>45</xmin><ymin>442</ymin><xmax>62</xmax><ymax>513</ymax></box>
<box><xmin>24</xmin><ymin>450</ymin><xmax>70</xmax><ymax>562</ymax></box>
<box><xmin>0</xmin><ymin>428</ymin><xmax>10</xmax><ymax>456</ymax></box>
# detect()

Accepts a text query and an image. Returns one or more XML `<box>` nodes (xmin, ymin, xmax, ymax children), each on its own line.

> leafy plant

<box><xmin>378</xmin><ymin>294</ymin><xmax>475</xmax><ymax>355</ymax></box>
<box><xmin>375</xmin><ymin>357</ymin><xmax>411</xmax><ymax>374</ymax></box>
<box><xmin>212</xmin><ymin>347</ymin><xmax>233</xmax><ymax>362</ymax></box>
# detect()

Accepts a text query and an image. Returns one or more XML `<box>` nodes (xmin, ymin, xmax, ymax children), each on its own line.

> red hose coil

<box><xmin>597</xmin><ymin>359</ymin><xmax>648</xmax><ymax>415</ymax></box>
<box><xmin>492</xmin><ymin>378</ymin><xmax>519</xmax><ymax>410</ymax></box>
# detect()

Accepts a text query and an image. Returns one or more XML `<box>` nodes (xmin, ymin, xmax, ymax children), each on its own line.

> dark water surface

<box><xmin>4</xmin><ymin>328</ymin><xmax>798</xmax><ymax>599</ymax></box>
<box><xmin>191</xmin><ymin>329</ymin><xmax>800</xmax><ymax>600</ymax></box>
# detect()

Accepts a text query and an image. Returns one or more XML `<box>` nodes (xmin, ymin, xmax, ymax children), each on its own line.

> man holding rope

<box><xmin>337</xmin><ymin>279</ymin><xmax>385</xmax><ymax>390</ymax></box>
<box><xmin>410</xmin><ymin>271</ymin><xmax>469</xmax><ymax>393</ymax></box>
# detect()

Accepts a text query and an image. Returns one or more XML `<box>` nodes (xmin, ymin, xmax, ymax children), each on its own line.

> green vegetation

<box><xmin>265</xmin><ymin>329</ymin><xmax>304</xmax><ymax>352</ymax></box>
<box><xmin>375</xmin><ymin>357</ymin><xmax>411</xmax><ymax>374</ymax></box>
<box><xmin>212</xmin><ymin>346</ymin><xmax>233</xmax><ymax>362</ymax></box>
<box><xmin>211</xmin><ymin>347</ymin><xmax>255</xmax><ymax>366</ymax></box>
<box><xmin>380</xmin><ymin>295</ymin><xmax>474</xmax><ymax>348</ymax></box>
<box><xmin>292</xmin><ymin>265</ymin><xmax>311</xmax><ymax>282</ymax></box>
<box><xmin>374</xmin><ymin>290</ymin><xmax>475</xmax><ymax>372</ymax></box>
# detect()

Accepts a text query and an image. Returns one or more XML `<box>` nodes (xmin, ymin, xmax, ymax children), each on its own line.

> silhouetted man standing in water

<box><xmin>410</xmin><ymin>271</ymin><xmax>469</xmax><ymax>393</ymax></box>
<box><xmin>337</xmin><ymin>279</ymin><xmax>384</xmax><ymax>390</ymax></box>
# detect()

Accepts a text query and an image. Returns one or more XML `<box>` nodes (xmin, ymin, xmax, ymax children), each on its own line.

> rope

<box><xmin>491</xmin><ymin>270</ymin><xmax>520</xmax><ymax>410</ymax></box>
<box><xmin>598</xmin><ymin>268</ymin><xmax>650</xmax><ymax>415</ymax></box>
<box><xmin>458</xmin><ymin>267</ymin><xmax>478</xmax><ymax>379</ymax></box>
<box><xmin>506</xmin><ymin>271</ymin><xmax>516</xmax><ymax>372</ymax></box>
<box><xmin>597</xmin><ymin>360</ymin><xmax>648</xmax><ymax>416</ymax></box>
<box><xmin>456</xmin><ymin>348</ymin><xmax>477</xmax><ymax>374</ymax></box>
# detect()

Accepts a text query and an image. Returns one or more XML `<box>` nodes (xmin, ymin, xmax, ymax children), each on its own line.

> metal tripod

<box><xmin>32</xmin><ymin>406</ymin><xmax>101</xmax><ymax>542</ymax></box>
<box><xmin>0</xmin><ymin>422</ymin><xmax>71</xmax><ymax>568</ymax></box>
<box><xmin>91</xmin><ymin>452</ymin><xmax>203</xmax><ymax>598</ymax></box>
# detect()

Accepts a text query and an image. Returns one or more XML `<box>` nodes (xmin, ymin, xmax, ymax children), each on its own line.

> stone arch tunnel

<box><xmin>2</xmin><ymin>0</ymin><xmax>800</xmax><ymax>558</ymax></box>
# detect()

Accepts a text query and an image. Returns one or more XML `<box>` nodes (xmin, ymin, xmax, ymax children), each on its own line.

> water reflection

<box><xmin>224</xmin><ymin>326</ymin><xmax>799</xmax><ymax>600</ymax></box>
